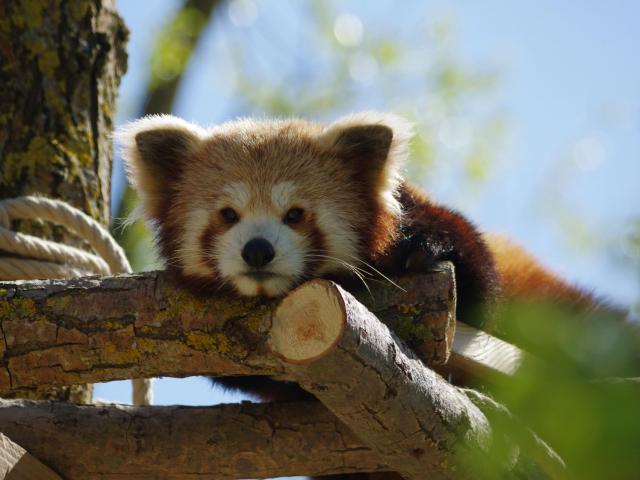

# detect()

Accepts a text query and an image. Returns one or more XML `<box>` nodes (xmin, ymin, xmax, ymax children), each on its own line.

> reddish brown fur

<box><xmin>485</xmin><ymin>233</ymin><xmax>598</xmax><ymax>310</ymax></box>
<box><xmin>374</xmin><ymin>183</ymin><xmax>501</xmax><ymax>327</ymax></box>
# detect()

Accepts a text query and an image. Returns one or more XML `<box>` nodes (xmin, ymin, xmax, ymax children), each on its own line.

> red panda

<box><xmin>117</xmin><ymin>112</ymin><xmax>606</xmax><ymax>479</ymax></box>
<box><xmin>118</xmin><ymin>112</ymin><xmax>596</xmax><ymax>318</ymax></box>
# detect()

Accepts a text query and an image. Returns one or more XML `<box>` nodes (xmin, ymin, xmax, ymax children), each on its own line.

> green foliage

<box><xmin>626</xmin><ymin>221</ymin><xmax>640</xmax><ymax>267</ymax></box>
<box><xmin>466</xmin><ymin>302</ymin><xmax>640</xmax><ymax>479</ymax></box>
<box><xmin>148</xmin><ymin>6</ymin><xmax>212</xmax><ymax>88</ymax></box>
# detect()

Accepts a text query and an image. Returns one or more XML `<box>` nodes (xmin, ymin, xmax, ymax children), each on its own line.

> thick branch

<box><xmin>0</xmin><ymin>265</ymin><xmax>455</xmax><ymax>397</ymax></box>
<box><xmin>0</xmin><ymin>399</ymin><xmax>388</xmax><ymax>479</ymax></box>
<box><xmin>270</xmin><ymin>280</ymin><xmax>562</xmax><ymax>479</ymax></box>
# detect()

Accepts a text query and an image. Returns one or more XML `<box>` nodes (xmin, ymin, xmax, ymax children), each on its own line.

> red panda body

<box><xmin>118</xmin><ymin>112</ymin><xmax>602</xmax><ymax>480</ymax></box>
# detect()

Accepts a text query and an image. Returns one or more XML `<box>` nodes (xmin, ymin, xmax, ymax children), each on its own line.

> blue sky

<box><xmin>101</xmin><ymin>0</ymin><xmax>640</xmax><ymax>417</ymax></box>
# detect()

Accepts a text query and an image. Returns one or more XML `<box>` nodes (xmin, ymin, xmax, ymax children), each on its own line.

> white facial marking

<box><xmin>222</xmin><ymin>182</ymin><xmax>251</xmax><ymax>209</ymax></box>
<box><xmin>216</xmin><ymin>214</ymin><xmax>306</xmax><ymax>297</ymax></box>
<box><xmin>271</xmin><ymin>181</ymin><xmax>297</xmax><ymax>211</ymax></box>
<box><xmin>181</xmin><ymin>208</ymin><xmax>213</xmax><ymax>276</ymax></box>
<box><xmin>314</xmin><ymin>200</ymin><xmax>359</xmax><ymax>274</ymax></box>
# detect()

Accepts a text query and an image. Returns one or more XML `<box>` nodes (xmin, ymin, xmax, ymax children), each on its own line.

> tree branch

<box><xmin>0</xmin><ymin>265</ymin><xmax>455</xmax><ymax>398</ymax></box>
<box><xmin>270</xmin><ymin>280</ymin><xmax>562</xmax><ymax>479</ymax></box>
<box><xmin>0</xmin><ymin>399</ymin><xmax>387</xmax><ymax>479</ymax></box>
<box><xmin>0</xmin><ymin>266</ymin><xmax>559</xmax><ymax>478</ymax></box>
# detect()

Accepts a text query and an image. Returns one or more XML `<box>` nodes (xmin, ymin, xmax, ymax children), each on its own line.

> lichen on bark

<box><xmin>0</xmin><ymin>0</ymin><xmax>127</xmax><ymax>223</ymax></box>
<box><xmin>0</xmin><ymin>0</ymin><xmax>128</xmax><ymax>401</ymax></box>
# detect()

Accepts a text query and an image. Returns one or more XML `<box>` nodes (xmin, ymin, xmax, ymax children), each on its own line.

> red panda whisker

<box><xmin>305</xmin><ymin>253</ymin><xmax>374</xmax><ymax>278</ymax></box>
<box><xmin>302</xmin><ymin>253</ymin><xmax>374</xmax><ymax>298</ymax></box>
<box><xmin>341</xmin><ymin>252</ymin><xmax>407</xmax><ymax>293</ymax></box>
<box><xmin>305</xmin><ymin>250</ymin><xmax>389</xmax><ymax>285</ymax></box>
<box><xmin>110</xmin><ymin>216</ymin><xmax>133</xmax><ymax>234</ymax></box>
<box><xmin>304</xmin><ymin>252</ymin><xmax>367</xmax><ymax>272</ymax></box>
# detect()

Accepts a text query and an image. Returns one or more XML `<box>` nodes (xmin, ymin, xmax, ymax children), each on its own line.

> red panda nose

<box><xmin>242</xmin><ymin>237</ymin><xmax>275</xmax><ymax>268</ymax></box>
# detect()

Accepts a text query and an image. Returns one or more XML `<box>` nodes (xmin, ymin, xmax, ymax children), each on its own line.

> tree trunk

<box><xmin>0</xmin><ymin>0</ymin><xmax>128</xmax><ymax>403</ymax></box>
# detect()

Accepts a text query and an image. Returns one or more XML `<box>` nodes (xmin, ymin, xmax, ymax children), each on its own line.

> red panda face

<box><xmin>117</xmin><ymin>113</ymin><xmax>411</xmax><ymax>297</ymax></box>
<box><xmin>197</xmin><ymin>179</ymin><xmax>342</xmax><ymax>296</ymax></box>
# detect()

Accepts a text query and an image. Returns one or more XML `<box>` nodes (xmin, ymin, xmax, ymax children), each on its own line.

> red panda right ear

<box><xmin>115</xmin><ymin>115</ymin><xmax>205</xmax><ymax>219</ymax></box>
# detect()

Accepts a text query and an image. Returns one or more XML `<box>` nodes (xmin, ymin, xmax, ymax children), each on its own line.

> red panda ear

<box><xmin>134</xmin><ymin>128</ymin><xmax>196</xmax><ymax>175</ymax></box>
<box><xmin>116</xmin><ymin>115</ymin><xmax>205</xmax><ymax>218</ymax></box>
<box><xmin>319</xmin><ymin>113</ymin><xmax>412</xmax><ymax>211</ymax></box>
<box><xmin>319</xmin><ymin>112</ymin><xmax>412</xmax><ymax>179</ymax></box>
<box><xmin>331</xmin><ymin>124</ymin><xmax>394</xmax><ymax>173</ymax></box>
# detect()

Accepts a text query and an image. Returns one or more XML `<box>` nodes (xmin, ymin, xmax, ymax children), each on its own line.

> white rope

<box><xmin>0</xmin><ymin>196</ymin><xmax>130</xmax><ymax>277</ymax></box>
<box><xmin>0</xmin><ymin>258</ymin><xmax>91</xmax><ymax>281</ymax></box>
<box><xmin>0</xmin><ymin>229</ymin><xmax>111</xmax><ymax>276</ymax></box>
<box><xmin>0</xmin><ymin>195</ymin><xmax>152</xmax><ymax>405</ymax></box>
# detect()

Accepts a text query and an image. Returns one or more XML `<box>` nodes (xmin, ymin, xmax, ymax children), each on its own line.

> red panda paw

<box><xmin>403</xmin><ymin>248</ymin><xmax>440</xmax><ymax>273</ymax></box>
<box><xmin>374</xmin><ymin>235</ymin><xmax>445</xmax><ymax>276</ymax></box>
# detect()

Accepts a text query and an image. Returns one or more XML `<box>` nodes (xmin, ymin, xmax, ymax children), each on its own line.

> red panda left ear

<box><xmin>319</xmin><ymin>112</ymin><xmax>412</xmax><ymax>178</ymax></box>
<box><xmin>318</xmin><ymin>112</ymin><xmax>413</xmax><ymax>216</ymax></box>
<box><xmin>330</xmin><ymin>124</ymin><xmax>394</xmax><ymax>172</ymax></box>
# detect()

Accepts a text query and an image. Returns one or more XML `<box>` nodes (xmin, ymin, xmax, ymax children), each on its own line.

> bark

<box><xmin>0</xmin><ymin>399</ymin><xmax>388</xmax><ymax>479</ymax></box>
<box><xmin>0</xmin><ymin>0</ymin><xmax>128</xmax><ymax>403</ymax></box>
<box><xmin>270</xmin><ymin>281</ymin><xmax>564</xmax><ymax>480</ymax></box>
<box><xmin>0</xmin><ymin>267</ymin><xmax>563</xmax><ymax>478</ymax></box>
<box><xmin>0</xmin><ymin>0</ymin><xmax>127</xmax><ymax>224</ymax></box>
<box><xmin>0</xmin><ymin>267</ymin><xmax>455</xmax><ymax>398</ymax></box>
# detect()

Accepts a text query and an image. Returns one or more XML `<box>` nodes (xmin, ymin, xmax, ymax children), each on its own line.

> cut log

<box><xmin>0</xmin><ymin>432</ymin><xmax>61</xmax><ymax>480</ymax></box>
<box><xmin>269</xmin><ymin>280</ymin><xmax>563</xmax><ymax>479</ymax></box>
<box><xmin>269</xmin><ymin>275</ymin><xmax>525</xmax><ymax>379</ymax></box>
<box><xmin>0</xmin><ymin>271</ymin><xmax>562</xmax><ymax>479</ymax></box>
<box><xmin>0</xmin><ymin>399</ymin><xmax>387</xmax><ymax>479</ymax></box>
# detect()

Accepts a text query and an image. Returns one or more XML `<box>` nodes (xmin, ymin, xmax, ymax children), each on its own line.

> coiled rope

<box><xmin>0</xmin><ymin>196</ymin><xmax>130</xmax><ymax>279</ymax></box>
<box><xmin>0</xmin><ymin>196</ymin><xmax>151</xmax><ymax>405</ymax></box>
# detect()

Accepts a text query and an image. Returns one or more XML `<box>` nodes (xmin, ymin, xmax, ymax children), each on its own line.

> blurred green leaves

<box><xmin>476</xmin><ymin>302</ymin><xmax>640</xmax><ymax>480</ymax></box>
<box><xmin>149</xmin><ymin>2</ymin><xmax>217</xmax><ymax>90</ymax></box>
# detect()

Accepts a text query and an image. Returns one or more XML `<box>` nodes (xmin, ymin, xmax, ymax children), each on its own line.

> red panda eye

<box><xmin>220</xmin><ymin>207</ymin><xmax>239</xmax><ymax>224</ymax></box>
<box><xmin>283</xmin><ymin>208</ymin><xmax>304</xmax><ymax>225</ymax></box>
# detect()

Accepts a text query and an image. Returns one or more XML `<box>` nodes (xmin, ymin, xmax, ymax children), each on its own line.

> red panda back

<box><xmin>484</xmin><ymin>233</ymin><xmax>598</xmax><ymax>311</ymax></box>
